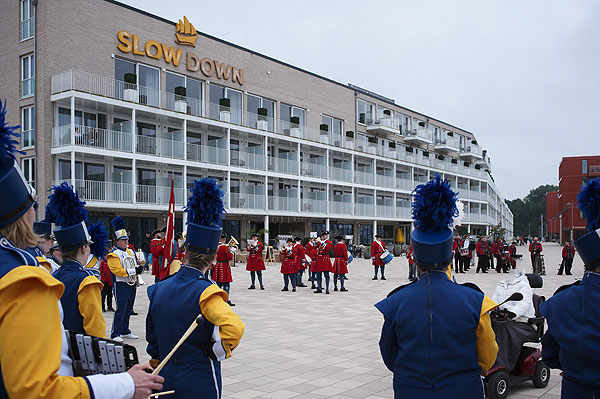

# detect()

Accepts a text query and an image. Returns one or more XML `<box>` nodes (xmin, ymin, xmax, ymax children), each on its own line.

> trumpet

<box><xmin>123</xmin><ymin>255</ymin><xmax>138</xmax><ymax>286</ymax></box>
<box><xmin>227</xmin><ymin>236</ymin><xmax>239</xmax><ymax>253</ymax></box>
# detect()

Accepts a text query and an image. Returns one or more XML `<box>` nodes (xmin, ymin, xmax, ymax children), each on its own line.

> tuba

<box><xmin>123</xmin><ymin>255</ymin><xmax>138</xmax><ymax>286</ymax></box>
<box><xmin>227</xmin><ymin>236</ymin><xmax>239</xmax><ymax>253</ymax></box>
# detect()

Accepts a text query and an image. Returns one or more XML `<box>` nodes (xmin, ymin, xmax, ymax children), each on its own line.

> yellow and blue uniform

<box><xmin>146</xmin><ymin>264</ymin><xmax>245</xmax><ymax>399</ymax></box>
<box><xmin>540</xmin><ymin>272</ymin><xmax>600</xmax><ymax>397</ymax></box>
<box><xmin>52</xmin><ymin>259</ymin><xmax>105</xmax><ymax>337</ymax></box>
<box><xmin>107</xmin><ymin>246</ymin><xmax>138</xmax><ymax>339</ymax></box>
<box><xmin>375</xmin><ymin>268</ymin><xmax>498</xmax><ymax>399</ymax></box>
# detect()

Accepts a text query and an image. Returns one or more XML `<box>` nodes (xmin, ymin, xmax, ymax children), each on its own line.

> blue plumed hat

<box><xmin>0</xmin><ymin>100</ymin><xmax>36</xmax><ymax>228</ymax></box>
<box><xmin>111</xmin><ymin>216</ymin><xmax>128</xmax><ymax>240</ymax></box>
<box><xmin>574</xmin><ymin>177</ymin><xmax>600</xmax><ymax>270</ymax></box>
<box><xmin>33</xmin><ymin>221</ymin><xmax>52</xmax><ymax>238</ymax></box>
<box><xmin>410</xmin><ymin>174</ymin><xmax>459</xmax><ymax>269</ymax></box>
<box><xmin>184</xmin><ymin>178</ymin><xmax>225</xmax><ymax>255</ymax></box>
<box><xmin>88</xmin><ymin>220</ymin><xmax>110</xmax><ymax>260</ymax></box>
<box><xmin>47</xmin><ymin>182</ymin><xmax>92</xmax><ymax>252</ymax></box>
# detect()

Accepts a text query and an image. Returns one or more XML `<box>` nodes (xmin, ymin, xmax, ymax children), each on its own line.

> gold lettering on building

<box><xmin>213</xmin><ymin>61</ymin><xmax>232</xmax><ymax>80</ymax></box>
<box><xmin>232</xmin><ymin>67</ymin><xmax>244</xmax><ymax>85</ymax></box>
<box><xmin>200</xmin><ymin>58</ymin><xmax>215</xmax><ymax>77</ymax></box>
<box><xmin>145</xmin><ymin>40</ymin><xmax>162</xmax><ymax>60</ymax></box>
<box><xmin>132</xmin><ymin>34</ymin><xmax>145</xmax><ymax>56</ymax></box>
<box><xmin>162</xmin><ymin>44</ymin><xmax>183</xmax><ymax>67</ymax></box>
<box><xmin>117</xmin><ymin>31</ymin><xmax>132</xmax><ymax>53</ymax></box>
<box><xmin>186</xmin><ymin>52</ymin><xmax>200</xmax><ymax>72</ymax></box>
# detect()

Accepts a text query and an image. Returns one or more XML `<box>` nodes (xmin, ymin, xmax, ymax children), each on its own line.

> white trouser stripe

<box><xmin>209</xmin><ymin>358</ymin><xmax>220</xmax><ymax>399</ymax></box>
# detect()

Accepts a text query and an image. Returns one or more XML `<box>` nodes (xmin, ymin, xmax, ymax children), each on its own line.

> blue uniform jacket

<box><xmin>146</xmin><ymin>265</ymin><xmax>222</xmax><ymax>399</ymax></box>
<box><xmin>540</xmin><ymin>271</ymin><xmax>600</xmax><ymax>392</ymax></box>
<box><xmin>375</xmin><ymin>270</ymin><xmax>494</xmax><ymax>398</ymax></box>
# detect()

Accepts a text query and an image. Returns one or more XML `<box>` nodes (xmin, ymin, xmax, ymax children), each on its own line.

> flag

<box><xmin>160</xmin><ymin>177</ymin><xmax>176</xmax><ymax>280</ymax></box>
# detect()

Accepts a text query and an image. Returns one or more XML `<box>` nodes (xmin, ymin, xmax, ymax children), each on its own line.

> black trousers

<box><xmin>558</xmin><ymin>258</ymin><xmax>574</xmax><ymax>275</ymax></box>
<box><xmin>495</xmin><ymin>255</ymin><xmax>504</xmax><ymax>273</ymax></box>
<box><xmin>477</xmin><ymin>255</ymin><xmax>488</xmax><ymax>272</ymax></box>
<box><xmin>101</xmin><ymin>282</ymin><xmax>113</xmax><ymax>310</ymax></box>
<box><xmin>454</xmin><ymin>252</ymin><xmax>463</xmax><ymax>273</ymax></box>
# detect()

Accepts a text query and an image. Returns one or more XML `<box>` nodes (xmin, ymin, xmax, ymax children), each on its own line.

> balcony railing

<box><xmin>165</xmin><ymin>92</ymin><xmax>203</xmax><ymax>117</ymax></box>
<box><xmin>376</xmin><ymin>205</ymin><xmax>395</xmax><ymax>218</ymax></box>
<box><xmin>229</xmin><ymin>193</ymin><xmax>265</xmax><ymax>210</ymax></box>
<box><xmin>301</xmin><ymin>162</ymin><xmax>327</xmax><ymax>178</ymax></box>
<box><xmin>376</xmin><ymin>174</ymin><xmax>395</xmax><ymax>188</ymax></box>
<box><xmin>396</xmin><ymin>178</ymin><xmax>413</xmax><ymax>191</ymax></box>
<box><xmin>329</xmin><ymin>201</ymin><xmax>353</xmax><ymax>215</ymax></box>
<box><xmin>396</xmin><ymin>207</ymin><xmax>411</xmax><ymax>219</ymax></box>
<box><xmin>270</xmin><ymin>157</ymin><xmax>298</xmax><ymax>175</ymax></box>
<box><xmin>137</xmin><ymin>184</ymin><xmax>185</xmax><ymax>205</ymax></box>
<box><xmin>137</xmin><ymin>135</ymin><xmax>184</xmax><ymax>159</ymax></box>
<box><xmin>55</xmin><ymin>179</ymin><xmax>133</xmax><ymax>203</ymax></box>
<box><xmin>301</xmin><ymin>198</ymin><xmax>327</xmax><ymax>213</ymax></box>
<box><xmin>405</xmin><ymin>128</ymin><xmax>433</xmax><ymax>142</ymax></box>
<box><xmin>187</xmin><ymin>143</ymin><xmax>228</xmax><ymax>165</ymax></box>
<box><xmin>355</xmin><ymin>203</ymin><xmax>374</xmax><ymax>217</ymax></box>
<box><xmin>330</xmin><ymin>166</ymin><xmax>353</xmax><ymax>182</ymax></box>
<box><xmin>355</xmin><ymin>170</ymin><xmax>374</xmax><ymax>185</ymax></box>
<box><xmin>268</xmin><ymin>196</ymin><xmax>298</xmax><ymax>212</ymax></box>
<box><xmin>231</xmin><ymin>150</ymin><xmax>265</xmax><ymax>170</ymax></box>
<box><xmin>247</xmin><ymin>111</ymin><xmax>276</xmax><ymax>133</ymax></box>
<box><xmin>52</xmin><ymin>124</ymin><xmax>133</xmax><ymax>152</ymax></box>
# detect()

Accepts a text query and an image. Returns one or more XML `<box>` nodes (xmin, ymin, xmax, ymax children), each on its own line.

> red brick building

<box><xmin>546</xmin><ymin>156</ymin><xmax>600</xmax><ymax>243</ymax></box>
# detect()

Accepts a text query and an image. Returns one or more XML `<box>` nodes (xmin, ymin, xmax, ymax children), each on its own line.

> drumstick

<box><xmin>152</xmin><ymin>315</ymin><xmax>204</xmax><ymax>375</ymax></box>
<box><xmin>149</xmin><ymin>390</ymin><xmax>175</xmax><ymax>398</ymax></box>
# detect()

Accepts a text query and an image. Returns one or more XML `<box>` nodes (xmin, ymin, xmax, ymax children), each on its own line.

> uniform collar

<box><xmin>180</xmin><ymin>264</ymin><xmax>209</xmax><ymax>279</ymax></box>
<box><xmin>62</xmin><ymin>259</ymin><xmax>84</xmax><ymax>270</ymax></box>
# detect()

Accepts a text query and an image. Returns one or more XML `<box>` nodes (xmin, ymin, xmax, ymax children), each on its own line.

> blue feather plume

<box><xmin>46</xmin><ymin>182</ymin><xmax>88</xmax><ymax>227</ymax></box>
<box><xmin>577</xmin><ymin>177</ymin><xmax>600</xmax><ymax>231</ymax></box>
<box><xmin>411</xmin><ymin>174</ymin><xmax>458</xmax><ymax>232</ymax></box>
<box><xmin>88</xmin><ymin>220</ymin><xmax>109</xmax><ymax>259</ymax></box>
<box><xmin>185</xmin><ymin>178</ymin><xmax>225</xmax><ymax>226</ymax></box>
<box><xmin>111</xmin><ymin>216</ymin><xmax>125</xmax><ymax>232</ymax></box>
<box><xmin>0</xmin><ymin>99</ymin><xmax>24</xmax><ymax>162</ymax></box>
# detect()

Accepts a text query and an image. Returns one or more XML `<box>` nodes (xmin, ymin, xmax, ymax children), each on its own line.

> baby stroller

<box><xmin>484</xmin><ymin>274</ymin><xmax>550</xmax><ymax>398</ymax></box>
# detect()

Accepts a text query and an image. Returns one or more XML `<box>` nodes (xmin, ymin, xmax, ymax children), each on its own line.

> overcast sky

<box><xmin>121</xmin><ymin>0</ymin><xmax>599</xmax><ymax>200</ymax></box>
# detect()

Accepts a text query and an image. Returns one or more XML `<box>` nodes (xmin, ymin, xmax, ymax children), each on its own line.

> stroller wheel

<box><xmin>533</xmin><ymin>361</ymin><xmax>550</xmax><ymax>388</ymax></box>
<box><xmin>487</xmin><ymin>371</ymin><xmax>510</xmax><ymax>399</ymax></box>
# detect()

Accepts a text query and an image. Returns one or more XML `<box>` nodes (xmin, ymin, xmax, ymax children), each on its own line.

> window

<box><xmin>247</xmin><ymin>94</ymin><xmax>275</xmax><ymax>131</ymax></box>
<box><xmin>84</xmin><ymin>163</ymin><xmax>105</xmax><ymax>182</ymax></box>
<box><xmin>21</xmin><ymin>54</ymin><xmax>34</xmax><ymax>98</ymax></box>
<box><xmin>58</xmin><ymin>160</ymin><xmax>82</xmax><ymax>181</ymax></box>
<box><xmin>356</xmin><ymin>99</ymin><xmax>374</xmax><ymax>125</ymax></box>
<box><xmin>582</xmin><ymin>159</ymin><xmax>588</xmax><ymax>174</ymax></box>
<box><xmin>20</xmin><ymin>0</ymin><xmax>34</xmax><ymax>40</ymax></box>
<box><xmin>22</xmin><ymin>158</ymin><xmax>35</xmax><ymax>188</ymax></box>
<box><xmin>280</xmin><ymin>103</ymin><xmax>305</xmax><ymax>136</ymax></box>
<box><xmin>209</xmin><ymin>84</ymin><xmax>243</xmax><ymax>124</ymax></box>
<box><xmin>165</xmin><ymin>71</ymin><xmax>204</xmax><ymax>116</ymax></box>
<box><xmin>321</xmin><ymin>115</ymin><xmax>343</xmax><ymax>144</ymax></box>
<box><xmin>137</xmin><ymin>169</ymin><xmax>156</xmax><ymax>186</ymax></box>
<box><xmin>21</xmin><ymin>106</ymin><xmax>34</xmax><ymax>149</ymax></box>
<box><xmin>138</xmin><ymin>64</ymin><xmax>160</xmax><ymax>106</ymax></box>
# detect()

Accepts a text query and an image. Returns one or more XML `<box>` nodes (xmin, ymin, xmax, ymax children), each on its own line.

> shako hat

<box><xmin>0</xmin><ymin>100</ymin><xmax>37</xmax><ymax>228</ymax></box>
<box><xmin>184</xmin><ymin>178</ymin><xmax>225</xmax><ymax>255</ymax></box>
<box><xmin>574</xmin><ymin>177</ymin><xmax>600</xmax><ymax>270</ymax></box>
<box><xmin>410</xmin><ymin>174</ymin><xmax>459</xmax><ymax>269</ymax></box>
<box><xmin>88</xmin><ymin>220</ymin><xmax>110</xmax><ymax>260</ymax></box>
<box><xmin>46</xmin><ymin>182</ymin><xmax>92</xmax><ymax>252</ymax></box>
<box><xmin>111</xmin><ymin>216</ymin><xmax>128</xmax><ymax>240</ymax></box>
<box><xmin>33</xmin><ymin>221</ymin><xmax>52</xmax><ymax>238</ymax></box>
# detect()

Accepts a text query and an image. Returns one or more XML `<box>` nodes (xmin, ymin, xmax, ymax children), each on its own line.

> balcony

<box><xmin>52</xmin><ymin>124</ymin><xmax>133</xmax><ymax>153</ymax></box>
<box><xmin>165</xmin><ymin>92</ymin><xmax>204</xmax><ymax>117</ymax></box>
<box><xmin>229</xmin><ymin>193</ymin><xmax>265</xmax><ymax>210</ymax></box>
<box><xmin>376</xmin><ymin>205</ymin><xmax>395</xmax><ymax>218</ymax></box>
<box><xmin>268</xmin><ymin>196</ymin><xmax>298</xmax><ymax>212</ymax></box>
<box><xmin>270</xmin><ymin>157</ymin><xmax>299</xmax><ymax>175</ymax></box>
<box><xmin>301</xmin><ymin>161</ymin><xmax>327</xmax><ymax>179</ymax></box>
<box><xmin>330</xmin><ymin>166</ymin><xmax>353</xmax><ymax>182</ymax></box>
<box><xmin>55</xmin><ymin>180</ymin><xmax>133</xmax><ymax>203</ymax></box>
<box><xmin>460</xmin><ymin>144</ymin><xmax>483</xmax><ymax>160</ymax></box>
<box><xmin>329</xmin><ymin>201</ymin><xmax>353</xmax><ymax>216</ymax></box>
<box><xmin>396</xmin><ymin>178</ymin><xmax>413</xmax><ymax>191</ymax></box>
<box><xmin>136</xmin><ymin>135</ymin><xmax>184</xmax><ymax>159</ymax></box>
<box><xmin>137</xmin><ymin>184</ymin><xmax>185</xmax><ymax>206</ymax></box>
<box><xmin>366</xmin><ymin>117</ymin><xmax>400</xmax><ymax>135</ymax></box>
<box><xmin>434</xmin><ymin>136</ymin><xmax>460</xmax><ymax>153</ymax></box>
<box><xmin>301</xmin><ymin>199</ymin><xmax>327</xmax><ymax>213</ymax></box>
<box><xmin>396</xmin><ymin>207</ymin><xmax>411</xmax><ymax>219</ymax></box>
<box><xmin>355</xmin><ymin>203</ymin><xmax>374</xmax><ymax>217</ymax></box>
<box><xmin>231</xmin><ymin>150</ymin><xmax>265</xmax><ymax>170</ymax></box>
<box><xmin>376</xmin><ymin>174</ymin><xmax>394</xmax><ymax>188</ymax></box>
<box><xmin>404</xmin><ymin>128</ymin><xmax>433</xmax><ymax>145</ymax></box>
<box><xmin>476</xmin><ymin>154</ymin><xmax>491</xmax><ymax>170</ymax></box>
<box><xmin>187</xmin><ymin>143</ymin><xmax>228</xmax><ymax>165</ymax></box>
<box><xmin>355</xmin><ymin>170</ymin><xmax>374</xmax><ymax>185</ymax></box>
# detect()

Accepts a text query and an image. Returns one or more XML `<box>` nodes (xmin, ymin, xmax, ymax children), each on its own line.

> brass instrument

<box><xmin>227</xmin><ymin>236</ymin><xmax>239</xmax><ymax>253</ymax></box>
<box><xmin>122</xmin><ymin>255</ymin><xmax>138</xmax><ymax>286</ymax></box>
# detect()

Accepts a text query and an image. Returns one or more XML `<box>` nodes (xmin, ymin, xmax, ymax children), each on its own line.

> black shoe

<box><xmin>557</xmin><ymin>272</ymin><xmax>563</xmax><ymax>275</ymax></box>
<box><xmin>311</xmin><ymin>285</ymin><xmax>316</xmax><ymax>289</ymax></box>
<box><xmin>260</xmin><ymin>285</ymin><xmax>265</xmax><ymax>290</ymax></box>
<box><xmin>372</xmin><ymin>276</ymin><xmax>378</xmax><ymax>280</ymax></box>
<box><xmin>131</xmin><ymin>311</ymin><xmax>138</xmax><ymax>316</ymax></box>
<box><xmin>281</xmin><ymin>287</ymin><xmax>289</xmax><ymax>291</ymax></box>
<box><xmin>325</xmin><ymin>290</ymin><xmax>330</xmax><ymax>294</ymax></box>
<box><xmin>381</xmin><ymin>276</ymin><xmax>386</xmax><ymax>280</ymax></box>
<box><xmin>292</xmin><ymin>288</ymin><xmax>296</xmax><ymax>292</ymax></box>
<box><xmin>248</xmin><ymin>285</ymin><xmax>256</xmax><ymax>289</ymax></box>
<box><xmin>108</xmin><ymin>307</ymin><xmax>115</xmax><ymax>312</ymax></box>
<box><xmin>227</xmin><ymin>301</ymin><xmax>235</xmax><ymax>306</ymax></box>
<box><xmin>566</xmin><ymin>272</ymin><xmax>572</xmax><ymax>275</ymax></box>
<box><xmin>102</xmin><ymin>307</ymin><xmax>106</xmax><ymax>312</ymax></box>
<box><xmin>340</xmin><ymin>287</ymin><xmax>348</xmax><ymax>292</ymax></box>
<box><xmin>314</xmin><ymin>289</ymin><xmax>323</xmax><ymax>293</ymax></box>
<box><xmin>297</xmin><ymin>284</ymin><xmax>307</xmax><ymax>287</ymax></box>
<box><xmin>334</xmin><ymin>287</ymin><xmax>339</xmax><ymax>291</ymax></box>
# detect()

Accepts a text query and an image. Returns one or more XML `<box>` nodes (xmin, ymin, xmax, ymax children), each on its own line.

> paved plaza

<box><xmin>104</xmin><ymin>242</ymin><xmax>582</xmax><ymax>398</ymax></box>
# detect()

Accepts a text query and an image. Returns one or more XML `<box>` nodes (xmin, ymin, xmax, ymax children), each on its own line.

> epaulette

<box><xmin>386</xmin><ymin>280</ymin><xmax>417</xmax><ymax>297</ymax></box>
<box><xmin>461</xmin><ymin>282</ymin><xmax>484</xmax><ymax>294</ymax></box>
<box><xmin>553</xmin><ymin>280</ymin><xmax>580</xmax><ymax>295</ymax></box>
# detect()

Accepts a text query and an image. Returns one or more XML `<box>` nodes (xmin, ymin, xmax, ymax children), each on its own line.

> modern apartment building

<box><xmin>0</xmin><ymin>0</ymin><xmax>513</xmax><ymax>247</ymax></box>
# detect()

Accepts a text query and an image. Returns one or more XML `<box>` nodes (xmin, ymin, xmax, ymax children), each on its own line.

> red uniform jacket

<box><xmin>313</xmin><ymin>240</ymin><xmax>333</xmax><ymax>272</ymax></box>
<box><xmin>562</xmin><ymin>245</ymin><xmax>575</xmax><ymax>259</ymax></box>
<box><xmin>371</xmin><ymin>240</ymin><xmax>386</xmax><ymax>266</ymax></box>
<box><xmin>150</xmin><ymin>237</ymin><xmax>165</xmax><ymax>276</ymax></box>
<box><xmin>529</xmin><ymin>242</ymin><xmax>543</xmax><ymax>254</ymax></box>
<box><xmin>213</xmin><ymin>243</ymin><xmax>234</xmax><ymax>283</ymax></box>
<box><xmin>333</xmin><ymin>242</ymin><xmax>348</xmax><ymax>274</ymax></box>
<box><xmin>293</xmin><ymin>242</ymin><xmax>306</xmax><ymax>271</ymax></box>
<box><xmin>508</xmin><ymin>245</ymin><xmax>517</xmax><ymax>257</ymax></box>
<box><xmin>246</xmin><ymin>241</ymin><xmax>266</xmax><ymax>271</ymax></box>
<box><xmin>99</xmin><ymin>259</ymin><xmax>112</xmax><ymax>285</ymax></box>
<box><xmin>476</xmin><ymin>241</ymin><xmax>489</xmax><ymax>256</ymax></box>
<box><xmin>453</xmin><ymin>239</ymin><xmax>462</xmax><ymax>254</ymax></box>
<box><xmin>492</xmin><ymin>243</ymin><xmax>500</xmax><ymax>256</ymax></box>
<box><xmin>407</xmin><ymin>246</ymin><xmax>414</xmax><ymax>265</ymax></box>
<box><xmin>304</xmin><ymin>242</ymin><xmax>315</xmax><ymax>260</ymax></box>
<box><xmin>280</xmin><ymin>247</ymin><xmax>296</xmax><ymax>274</ymax></box>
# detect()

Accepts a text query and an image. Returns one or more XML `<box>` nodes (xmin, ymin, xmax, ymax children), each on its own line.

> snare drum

<box><xmin>380</xmin><ymin>249</ymin><xmax>393</xmax><ymax>264</ymax></box>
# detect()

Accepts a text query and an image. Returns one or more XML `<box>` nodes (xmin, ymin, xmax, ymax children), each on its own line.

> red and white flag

<box><xmin>161</xmin><ymin>177</ymin><xmax>176</xmax><ymax>280</ymax></box>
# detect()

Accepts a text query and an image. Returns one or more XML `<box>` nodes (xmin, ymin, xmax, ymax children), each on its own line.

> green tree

<box><xmin>506</xmin><ymin>184</ymin><xmax>558</xmax><ymax>237</ymax></box>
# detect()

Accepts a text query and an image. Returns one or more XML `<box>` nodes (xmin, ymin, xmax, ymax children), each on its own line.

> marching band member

<box><xmin>528</xmin><ymin>236</ymin><xmax>543</xmax><ymax>274</ymax></box>
<box><xmin>107</xmin><ymin>216</ymin><xmax>142</xmax><ymax>342</ymax></box>
<box><xmin>371</xmin><ymin>234</ymin><xmax>387</xmax><ymax>280</ymax></box>
<box><xmin>332</xmin><ymin>236</ymin><xmax>349</xmax><ymax>292</ymax></box>
<box><xmin>151</xmin><ymin>228</ymin><xmax>165</xmax><ymax>283</ymax></box>
<box><xmin>558</xmin><ymin>240</ymin><xmax>575</xmax><ymax>275</ymax></box>
<box><xmin>147</xmin><ymin>178</ymin><xmax>245</xmax><ymax>399</ymax></box>
<box><xmin>375</xmin><ymin>175</ymin><xmax>497</xmax><ymax>398</ymax></box>
<box><xmin>280</xmin><ymin>238</ymin><xmax>296</xmax><ymax>292</ymax></box>
<box><xmin>540</xmin><ymin>178</ymin><xmax>600</xmax><ymax>397</ymax></box>
<box><xmin>26</xmin><ymin>221</ymin><xmax>51</xmax><ymax>258</ymax></box>
<box><xmin>214</xmin><ymin>233</ymin><xmax>235</xmax><ymax>306</ymax></box>
<box><xmin>305</xmin><ymin>238</ymin><xmax>317</xmax><ymax>289</ymax></box>
<box><xmin>313</xmin><ymin>231</ymin><xmax>333</xmax><ymax>294</ymax></box>
<box><xmin>246</xmin><ymin>233</ymin><xmax>265</xmax><ymax>290</ymax></box>
<box><xmin>47</xmin><ymin>183</ymin><xmax>106</xmax><ymax>338</ymax></box>
<box><xmin>476</xmin><ymin>236</ymin><xmax>489</xmax><ymax>273</ymax></box>
<box><xmin>406</xmin><ymin>244</ymin><xmax>416</xmax><ymax>282</ymax></box>
<box><xmin>293</xmin><ymin>236</ymin><xmax>307</xmax><ymax>288</ymax></box>
<box><xmin>0</xmin><ymin>100</ymin><xmax>163</xmax><ymax>398</ymax></box>
<box><xmin>453</xmin><ymin>233</ymin><xmax>464</xmax><ymax>274</ymax></box>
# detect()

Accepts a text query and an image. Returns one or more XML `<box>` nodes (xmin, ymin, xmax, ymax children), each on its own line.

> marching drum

<box><xmin>380</xmin><ymin>249</ymin><xmax>393</xmax><ymax>264</ymax></box>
